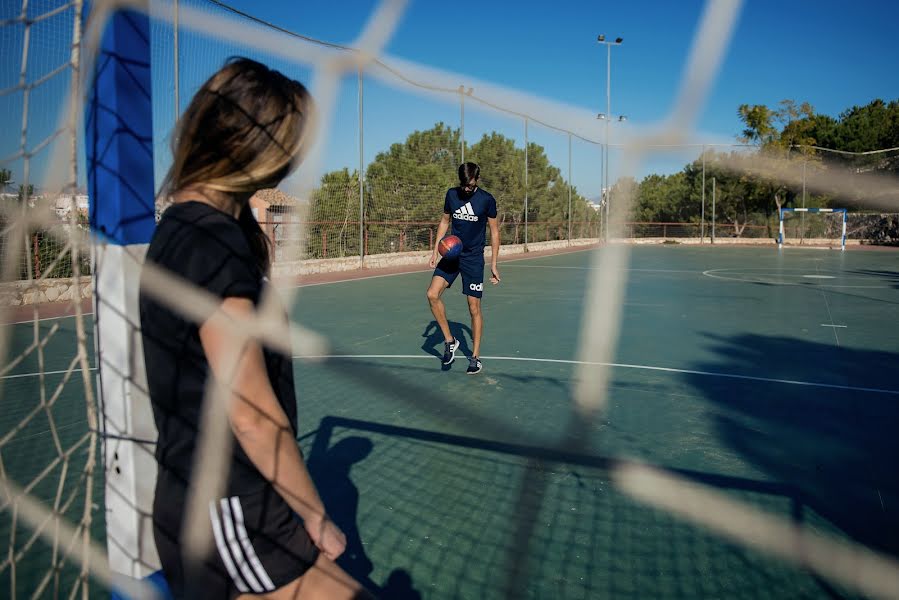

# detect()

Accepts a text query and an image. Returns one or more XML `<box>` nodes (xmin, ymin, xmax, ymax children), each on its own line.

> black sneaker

<box><xmin>467</xmin><ymin>356</ymin><xmax>483</xmax><ymax>374</ymax></box>
<box><xmin>442</xmin><ymin>338</ymin><xmax>460</xmax><ymax>365</ymax></box>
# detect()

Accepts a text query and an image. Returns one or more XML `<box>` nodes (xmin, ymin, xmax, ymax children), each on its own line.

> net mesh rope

<box><xmin>1</xmin><ymin>0</ymin><xmax>898</xmax><ymax>598</ymax></box>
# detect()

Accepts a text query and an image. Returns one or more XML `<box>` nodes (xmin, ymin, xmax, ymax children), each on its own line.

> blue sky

<box><xmin>205</xmin><ymin>0</ymin><xmax>899</xmax><ymax>198</ymax></box>
<box><xmin>241</xmin><ymin>0</ymin><xmax>896</xmax><ymax>130</ymax></box>
<box><xmin>2</xmin><ymin>0</ymin><xmax>898</xmax><ymax>200</ymax></box>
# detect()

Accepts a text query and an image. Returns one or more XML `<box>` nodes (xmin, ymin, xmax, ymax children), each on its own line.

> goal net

<box><xmin>2</xmin><ymin>1</ymin><xmax>899</xmax><ymax>599</ymax></box>
<box><xmin>778</xmin><ymin>207</ymin><xmax>847</xmax><ymax>250</ymax></box>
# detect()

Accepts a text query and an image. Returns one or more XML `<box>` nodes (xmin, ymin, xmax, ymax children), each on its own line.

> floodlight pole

<box><xmin>359</xmin><ymin>67</ymin><xmax>365</xmax><ymax>266</ymax></box>
<box><xmin>605</xmin><ymin>42</ymin><xmax>610</xmax><ymax>241</ymax></box>
<box><xmin>597</xmin><ymin>35</ymin><xmax>622</xmax><ymax>242</ymax></box>
<box><xmin>599</xmin><ymin>143</ymin><xmax>604</xmax><ymax>241</ymax></box>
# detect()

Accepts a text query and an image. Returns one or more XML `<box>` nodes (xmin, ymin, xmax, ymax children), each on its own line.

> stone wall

<box><xmin>271</xmin><ymin>238</ymin><xmax>599</xmax><ymax>277</ymax></box>
<box><xmin>0</xmin><ymin>278</ymin><xmax>92</xmax><ymax>307</ymax></box>
<box><xmin>12</xmin><ymin>236</ymin><xmax>877</xmax><ymax>305</ymax></box>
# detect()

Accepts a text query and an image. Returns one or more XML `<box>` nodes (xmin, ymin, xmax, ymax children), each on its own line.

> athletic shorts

<box><xmin>434</xmin><ymin>254</ymin><xmax>485</xmax><ymax>298</ymax></box>
<box><xmin>153</xmin><ymin>475</ymin><xmax>319</xmax><ymax>599</ymax></box>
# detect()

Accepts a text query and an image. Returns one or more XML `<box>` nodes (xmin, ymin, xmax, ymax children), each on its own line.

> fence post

<box><xmin>700</xmin><ymin>144</ymin><xmax>705</xmax><ymax>243</ymax></box>
<box><xmin>801</xmin><ymin>158</ymin><xmax>807</xmax><ymax>243</ymax></box>
<box><xmin>358</xmin><ymin>67</ymin><xmax>365</xmax><ymax>268</ymax></box>
<box><xmin>32</xmin><ymin>233</ymin><xmax>40</xmax><ymax>279</ymax></box>
<box><xmin>322</xmin><ymin>228</ymin><xmax>327</xmax><ymax>258</ymax></box>
<box><xmin>567</xmin><ymin>132</ymin><xmax>572</xmax><ymax>246</ymax></box>
<box><xmin>524</xmin><ymin>117</ymin><xmax>529</xmax><ymax>249</ymax></box>
<box><xmin>711</xmin><ymin>176</ymin><xmax>716</xmax><ymax>244</ymax></box>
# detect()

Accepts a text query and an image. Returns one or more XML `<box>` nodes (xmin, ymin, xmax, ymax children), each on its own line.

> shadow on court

<box><xmin>304</xmin><ymin>414</ymin><xmax>856</xmax><ymax>599</ymax></box>
<box><xmin>847</xmin><ymin>268</ymin><xmax>899</xmax><ymax>290</ymax></box>
<box><xmin>307</xmin><ymin>434</ymin><xmax>421</xmax><ymax>599</ymax></box>
<box><xmin>689</xmin><ymin>332</ymin><xmax>899</xmax><ymax>558</ymax></box>
<box><xmin>421</xmin><ymin>320</ymin><xmax>472</xmax><ymax>370</ymax></box>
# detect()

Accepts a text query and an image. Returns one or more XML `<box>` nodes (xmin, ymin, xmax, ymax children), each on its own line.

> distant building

<box><xmin>54</xmin><ymin>194</ymin><xmax>89</xmax><ymax>217</ymax></box>
<box><xmin>1</xmin><ymin>192</ymin><xmax>88</xmax><ymax>217</ymax></box>
<box><xmin>250</xmin><ymin>188</ymin><xmax>304</xmax><ymax>223</ymax></box>
<box><xmin>250</xmin><ymin>189</ymin><xmax>307</xmax><ymax>261</ymax></box>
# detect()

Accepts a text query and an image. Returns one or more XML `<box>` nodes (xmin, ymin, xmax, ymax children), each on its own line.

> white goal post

<box><xmin>778</xmin><ymin>207</ymin><xmax>847</xmax><ymax>251</ymax></box>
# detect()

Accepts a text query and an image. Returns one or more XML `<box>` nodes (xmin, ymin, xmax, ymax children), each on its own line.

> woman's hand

<box><xmin>306</xmin><ymin>515</ymin><xmax>347</xmax><ymax>560</ymax></box>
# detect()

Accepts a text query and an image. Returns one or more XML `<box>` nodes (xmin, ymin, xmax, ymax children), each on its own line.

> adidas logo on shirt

<box><xmin>453</xmin><ymin>202</ymin><xmax>479</xmax><ymax>222</ymax></box>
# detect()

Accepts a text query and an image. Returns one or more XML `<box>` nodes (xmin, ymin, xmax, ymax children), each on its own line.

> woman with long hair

<box><xmin>140</xmin><ymin>57</ymin><xmax>370</xmax><ymax>599</ymax></box>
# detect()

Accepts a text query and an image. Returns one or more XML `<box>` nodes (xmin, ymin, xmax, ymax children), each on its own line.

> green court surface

<box><xmin>4</xmin><ymin>245</ymin><xmax>899</xmax><ymax>598</ymax></box>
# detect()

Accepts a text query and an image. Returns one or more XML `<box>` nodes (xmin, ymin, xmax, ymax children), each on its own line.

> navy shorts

<box><xmin>434</xmin><ymin>255</ymin><xmax>485</xmax><ymax>298</ymax></box>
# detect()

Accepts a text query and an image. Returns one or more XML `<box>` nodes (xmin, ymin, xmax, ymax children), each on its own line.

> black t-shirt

<box><xmin>139</xmin><ymin>201</ymin><xmax>297</xmax><ymax>496</ymax></box>
<box><xmin>443</xmin><ymin>187</ymin><xmax>498</xmax><ymax>257</ymax></box>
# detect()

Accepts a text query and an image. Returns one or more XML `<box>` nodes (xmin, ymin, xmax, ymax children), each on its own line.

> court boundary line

<box><xmin>702</xmin><ymin>268</ymin><xmax>890</xmax><ymax>289</ymax></box>
<box><xmin>294</xmin><ymin>354</ymin><xmax>899</xmax><ymax>396</ymax></box>
<box><xmin>816</xmin><ymin>262</ymin><xmax>842</xmax><ymax>346</ymax></box>
<box><xmin>10</xmin><ymin>353</ymin><xmax>896</xmax><ymax>396</ymax></box>
<box><xmin>1</xmin><ymin>366</ymin><xmax>98</xmax><ymax>380</ymax></box>
<box><xmin>502</xmin><ymin>265</ymin><xmax>699</xmax><ymax>274</ymax></box>
<box><xmin>6</xmin><ymin>312</ymin><xmax>96</xmax><ymax>326</ymax></box>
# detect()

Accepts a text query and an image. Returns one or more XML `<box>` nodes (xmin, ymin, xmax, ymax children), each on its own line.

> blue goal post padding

<box><xmin>110</xmin><ymin>571</ymin><xmax>173</xmax><ymax>600</ymax></box>
<box><xmin>84</xmin><ymin>1</ymin><xmax>167</xmax><ymax>592</ymax></box>
<box><xmin>85</xmin><ymin>6</ymin><xmax>156</xmax><ymax>245</ymax></box>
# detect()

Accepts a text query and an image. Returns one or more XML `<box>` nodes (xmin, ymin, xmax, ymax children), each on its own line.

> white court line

<box><xmin>5</xmin><ymin>312</ymin><xmax>95</xmax><ymax>326</ymax></box>
<box><xmin>503</xmin><ymin>265</ymin><xmax>699</xmax><ymax>274</ymax></box>
<box><xmin>8</xmin><ymin>353</ymin><xmax>892</xmax><ymax>397</ymax></box>
<box><xmin>702</xmin><ymin>269</ymin><xmax>888</xmax><ymax>289</ymax></box>
<box><xmin>821</xmin><ymin>324</ymin><xmax>848</xmax><ymax>328</ymax></box>
<box><xmin>294</xmin><ymin>354</ymin><xmax>899</xmax><ymax>396</ymax></box>
<box><xmin>288</xmin><ymin>266</ymin><xmax>432</xmax><ymax>288</ymax></box>
<box><xmin>816</xmin><ymin>263</ymin><xmax>842</xmax><ymax>346</ymax></box>
<box><xmin>1</xmin><ymin>366</ymin><xmax>97</xmax><ymax>381</ymax></box>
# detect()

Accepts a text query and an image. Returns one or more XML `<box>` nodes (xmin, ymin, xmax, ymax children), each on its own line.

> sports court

<box><xmin>4</xmin><ymin>0</ymin><xmax>899</xmax><ymax>596</ymax></box>
<box><xmin>5</xmin><ymin>244</ymin><xmax>898</xmax><ymax>598</ymax></box>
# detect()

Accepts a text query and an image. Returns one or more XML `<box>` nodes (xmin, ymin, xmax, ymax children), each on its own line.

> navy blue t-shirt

<box><xmin>443</xmin><ymin>187</ymin><xmax>498</xmax><ymax>257</ymax></box>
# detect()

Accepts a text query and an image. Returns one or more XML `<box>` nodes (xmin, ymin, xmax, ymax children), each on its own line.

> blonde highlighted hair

<box><xmin>163</xmin><ymin>57</ymin><xmax>313</xmax><ymax>271</ymax></box>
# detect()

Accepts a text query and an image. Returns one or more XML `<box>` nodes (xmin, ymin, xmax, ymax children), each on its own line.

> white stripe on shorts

<box><xmin>220</xmin><ymin>498</ymin><xmax>264</xmax><ymax>592</ymax></box>
<box><xmin>209</xmin><ymin>502</ymin><xmax>250</xmax><ymax>593</ymax></box>
<box><xmin>230</xmin><ymin>497</ymin><xmax>276</xmax><ymax>591</ymax></box>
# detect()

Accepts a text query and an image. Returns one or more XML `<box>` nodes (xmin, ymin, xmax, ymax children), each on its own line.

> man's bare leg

<box><xmin>467</xmin><ymin>295</ymin><xmax>482</xmax><ymax>357</ymax></box>
<box><xmin>426</xmin><ymin>276</ymin><xmax>452</xmax><ymax>342</ymax></box>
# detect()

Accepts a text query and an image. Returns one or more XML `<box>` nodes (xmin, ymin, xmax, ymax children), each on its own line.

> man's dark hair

<box><xmin>458</xmin><ymin>162</ymin><xmax>480</xmax><ymax>185</ymax></box>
